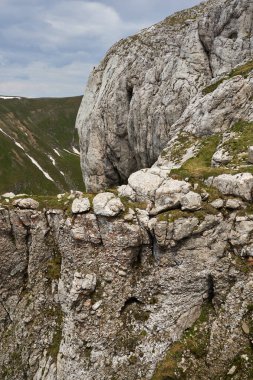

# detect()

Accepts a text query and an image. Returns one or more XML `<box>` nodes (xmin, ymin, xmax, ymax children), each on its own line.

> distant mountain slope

<box><xmin>0</xmin><ymin>96</ymin><xmax>84</xmax><ymax>195</ymax></box>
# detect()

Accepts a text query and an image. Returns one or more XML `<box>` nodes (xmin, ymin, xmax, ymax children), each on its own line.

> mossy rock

<box><xmin>203</xmin><ymin>60</ymin><xmax>253</xmax><ymax>95</ymax></box>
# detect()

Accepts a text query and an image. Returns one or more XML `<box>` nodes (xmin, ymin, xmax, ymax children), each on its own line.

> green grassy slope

<box><xmin>0</xmin><ymin>96</ymin><xmax>84</xmax><ymax>195</ymax></box>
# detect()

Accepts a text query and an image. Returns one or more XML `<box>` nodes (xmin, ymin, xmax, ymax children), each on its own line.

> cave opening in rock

<box><xmin>120</xmin><ymin>296</ymin><xmax>142</xmax><ymax>313</ymax></box>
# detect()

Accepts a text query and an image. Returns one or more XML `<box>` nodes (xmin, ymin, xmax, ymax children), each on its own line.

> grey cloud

<box><xmin>0</xmin><ymin>0</ymin><xmax>201</xmax><ymax>97</ymax></box>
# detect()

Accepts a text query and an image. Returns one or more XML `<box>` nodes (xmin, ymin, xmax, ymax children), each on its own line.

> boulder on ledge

<box><xmin>93</xmin><ymin>192</ymin><xmax>125</xmax><ymax>217</ymax></box>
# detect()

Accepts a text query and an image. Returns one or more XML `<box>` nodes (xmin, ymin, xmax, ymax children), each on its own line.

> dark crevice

<box><xmin>120</xmin><ymin>297</ymin><xmax>142</xmax><ymax>314</ymax></box>
<box><xmin>0</xmin><ymin>299</ymin><xmax>12</xmax><ymax>323</ymax></box>
<box><xmin>127</xmin><ymin>86</ymin><xmax>134</xmax><ymax>104</ymax></box>
<box><xmin>7</xmin><ymin>209</ymin><xmax>16</xmax><ymax>245</ymax></box>
<box><xmin>106</xmin><ymin>154</ymin><xmax>122</xmax><ymax>185</ymax></box>
<box><xmin>131</xmin><ymin>247</ymin><xmax>142</xmax><ymax>268</ymax></box>
<box><xmin>22</xmin><ymin>227</ymin><xmax>31</xmax><ymax>293</ymax></box>
<box><xmin>228</xmin><ymin>31</ymin><xmax>238</xmax><ymax>40</ymax></box>
<box><xmin>207</xmin><ymin>274</ymin><xmax>215</xmax><ymax>303</ymax></box>
<box><xmin>147</xmin><ymin>230</ymin><xmax>160</xmax><ymax>260</ymax></box>
<box><xmin>198</xmin><ymin>25</ymin><xmax>214</xmax><ymax>78</ymax></box>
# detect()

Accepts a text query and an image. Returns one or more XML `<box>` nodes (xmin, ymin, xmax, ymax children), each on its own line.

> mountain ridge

<box><xmin>0</xmin><ymin>95</ymin><xmax>84</xmax><ymax>195</ymax></box>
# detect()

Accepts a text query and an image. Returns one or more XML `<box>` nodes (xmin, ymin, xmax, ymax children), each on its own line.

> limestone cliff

<box><xmin>76</xmin><ymin>0</ymin><xmax>253</xmax><ymax>192</ymax></box>
<box><xmin>0</xmin><ymin>193</ymin><xmax>252</xmax><ymax>380</ymax></box>
<box><xmin>2</xmin><ymin>0</ymin><xmax>253</xmax><ymax>379</ymax></box>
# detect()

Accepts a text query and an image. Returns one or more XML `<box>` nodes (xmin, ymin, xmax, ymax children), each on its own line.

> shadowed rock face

<box><xmin>76</xmin><ymin>0</ymin><xmax>253</xmax><ymax>192</ymax></box>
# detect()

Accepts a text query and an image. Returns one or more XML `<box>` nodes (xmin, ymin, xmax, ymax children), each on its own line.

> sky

<box><xmin>0</xmin><ymin>0</ymin><xmax>201</xmax><ymax>98</ymax></box>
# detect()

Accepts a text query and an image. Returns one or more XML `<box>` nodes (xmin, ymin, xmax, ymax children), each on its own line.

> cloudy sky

<box><xmin>0</xmin><ymin>0</ymin><xmax>201</xmax><ymax>98</ymax></box>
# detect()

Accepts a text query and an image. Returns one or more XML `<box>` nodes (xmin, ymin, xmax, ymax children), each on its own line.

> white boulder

<box><xmin>93</xmin><ymin>192</ymin><xmax>124</xmax><ymax>217</ymax></box>
<box><xmin>225</xmin><ymin>199</ymin><xmax>242</xmax><ymax>210</ymax></box>
<box><xmin>181</xmin><ymin>191</ymin><xmax>202</xmax><ymax>211</ymax></box>
<box><xmin>212</xmin><ymin>173</ymin><xmax>253</xmax><ymax>201</ymax></box>
<box><xmin>210</xmin><ymin>199</ymin><xmax>224</xmax><ymax>209</ymax></box>
<box><xmin>212</xmin><ymin>149</ymin><xmax>232</xmax><ymax>167</ymax></box>
<box><xmin>150</xmin><ymin>178</ymin><xmax>191</xmax><ymax>215</ymax></box>
<box><xmin>71</xmin><ymin>197</ymin><xmax>90</xmax><ymax>214</ymax></box>
<box><xmin>128</xmin><ymin>168</ymin><xmax>165</xmax><ymax>201</ymax></box>
<box><xmin>12</xmin><ymin>198</ymin><xmax>39</xmax><ymax>210</ymax></box>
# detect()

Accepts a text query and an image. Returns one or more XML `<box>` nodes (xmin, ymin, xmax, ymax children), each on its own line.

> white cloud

<box><xmin>0</xmin><ymin>61</ymin><xmax>94</xmax><ymax>97</ymax></box>
<box><xmin>0</xmin><ymin>0</ymin><xmax>201</xmax><ymax>97</ymax></box>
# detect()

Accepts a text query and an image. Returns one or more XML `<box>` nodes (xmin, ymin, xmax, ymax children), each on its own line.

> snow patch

<box><xmin>60</xmin><ymin>171</ymin><xmax>65</xmax><ymax>176</ymax></box>
<box><xmin>53</xmin><ymin>148</ymin><xmax>61</xmax><ymax>157</ymax></box>
<box><xmin>49</xmin><ymin>155</ymin><xmax>56</xmax><ymax>166</ymax></box>
<box><xmin>64</xmin><ymin>148</ymin><xmax>76</xmax><ymax>155</ymax></box>
<box><xmin>0</xmin><ymin>128</ymin><xmax>25</xmax><ymax>151</ymax></box>
<box><xmin>72</xmin><ymin>146</ymin><xmax>80</xmax><ymax>155</ymax></box>
<box><xmin>26</xmin><ymin>154</ymin><xmax>54</xmax><ymax>182</ymax></box>
<box><xmin>0</xmin><ymin>127</ymin><xmax>12</xmax><ymax>139</ymax></box>
<box><xmin>15</xmin><ymin>141</ymin><xmax>25</xmax><ymax>151</ymax></box>
<box><xmin>0</xmin><ymin>96</ymin><xmax>22</xmax><ymax>99</ymax></box>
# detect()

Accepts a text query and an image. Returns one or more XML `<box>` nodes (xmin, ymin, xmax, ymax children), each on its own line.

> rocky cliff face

<box><xmin>2</xmin><ymin>0</ymin><xmax>253</xmax><ymax>379</ymax></box>
<box><xmin>0</xmin><ymin>194</ymin><xmax>253</xmax><ymax>380</ymax></box>
<box><xmin>76</xmin><ymin>0</ymin><xmax>253</xmax><ymax>192</ymax></box>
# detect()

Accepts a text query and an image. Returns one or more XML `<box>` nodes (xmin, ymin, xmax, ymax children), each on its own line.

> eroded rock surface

<box><xmin>77</xmin><ymin>0</ymin><xmax>253</xmax><ymax>192</ymax></box>
<box><xmin>2</xmin><ymin>0</ymin><xmax>253</xmax><ymax>379</ymax></box>
<box><xmin>0</xmin><ymin>199</ymin><xmax>252</xmax><ymax>380</ymax></box>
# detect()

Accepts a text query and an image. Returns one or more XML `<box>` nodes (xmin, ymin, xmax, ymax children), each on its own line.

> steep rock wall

<box><xmin>0</xmin><ymin>204</ymin><xmax>252</xmax><ymax>379</ymax></box>
<box><xmin>76</xmin><ymin>0</ymin><xmax>253</xmax><ymax>192</ymax></box>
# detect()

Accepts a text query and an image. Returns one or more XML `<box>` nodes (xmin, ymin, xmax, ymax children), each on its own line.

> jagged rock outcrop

<box><xmin>2</xmin><ymin>0</ymin><xmax>253</xmax><ymax>379</ymax></box>
<box><xmin>0</xmin><ymin>197</ymin><xmax>252</xmax><ymax>379</ymax></box>
<box><xmin>77</xmin><ymin>0</ymin><xmax>253</xmax><ymax>192</ymax></box>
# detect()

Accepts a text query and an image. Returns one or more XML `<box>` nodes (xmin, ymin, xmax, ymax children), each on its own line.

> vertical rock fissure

<box><xmin>198</xmin><ymin>28</ymin><xmax>214</xmax><ymax>79</ymax></box>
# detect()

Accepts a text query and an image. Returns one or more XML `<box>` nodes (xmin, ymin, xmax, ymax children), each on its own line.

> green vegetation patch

<box><xmin>170</xmin><ymin>134</ymin><xmax>223</xmax><ymax>180</ymax></box>
<box><xmin>158</xmin><ymin>203</ymin><xmax>218</xmax><ymax>223</ymax></box>
<box><xmin>223</xmin><ymin>120</ymin><xmax>253</xmax><ymax>166</ymax></box>
<box><xmin>161</xmin><ymin>133</ymin><xmax>198</xmax><ymax>164</ymax></box>
<box><xmin>0</xmin><ymin>96</ymin><xmax>84</xmax><ymax>195</ymax></box>
<box><xmin>47</xmin><ymin>306</ymin><xmax>64</xmax><ymax>362</ymax></box>
<box><xmin>152</xmin><ymin>303</ymin><xmax>212</xmax><ymax>380</ymax></box>
<box><xmin>203</xmin><ymin>60</ymin><xmax>253</xmax><ymax>95</ymax></box>
<box><xmin>46</xmin><ymin>248</ymin><xmax>62</xmax><ymax>281</ymax></box>
<box><xmin>161</xmin><ymin>3</ymin><xmax>205</xmax><ymax>28</ymax></box>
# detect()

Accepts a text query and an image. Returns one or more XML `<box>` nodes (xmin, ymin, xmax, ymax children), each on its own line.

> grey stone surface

<box><xmin>211</xmin><ymin>199</ymin><xmax>224</xmax><ymax>209</ymax></box>
<box><xmin>211</xmin><ymin>173</ymin><xmax>253</xmax><ymax>201</ymax></box>
<box><xmin>93</xmin><ymin>192</ymin><xmax>125</xmax><ymax>216</ymax></box>
<box><xmin>77</xmin><ymin>0</ymin><xmax>253</xmax><ymax>192</ymax></box>
<box><xmin>225</xmin><ymin>198</ymin><xmax>242</xmax><ymax>210</ymax></box>
<box><xmin>0</xmin><ymin>202</ymin><xmax>252</xmax><ymax>379</ymax></box>
<box><xmin>153</xmin><ymin>178</ymin><xmax>191</xmax><ymax>213</ymax></box>
<box><xmin>71</xmin><ymin>197</ymin><xmax>90</xmax><ymax>214</ymax></box>
<box><xmin>212</xmin><ymin>149</ymin><xmax>232</xmax><ymax>167</ymax></box>
<box><xmin>248</xmin><ymin>146</ymin><xmax>253</xmax><ymax>163</ymax></box>
<box><xmin>12</xmin><ymin>197</ymin><xmax>39</xmax><ymax>210</ymax></box>
<box><xmin>181</xmin><ymin>191</ymin><xmax>202</xmax><ymax>211</ymax></box>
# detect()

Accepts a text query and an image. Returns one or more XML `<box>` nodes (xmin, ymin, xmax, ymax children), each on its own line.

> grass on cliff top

<box><xmin>0</xmin><ymin>192</ymin><xmax>149</xmax><ymax>219</ymax></box>
<box><xmin>170</xmin><ymin>134</ymin><xmax>224</xmax><ymax>180</ymax></box>
<box><xmin>158</xmin><ymin>202</ymin><xmax>218</xmax><ymax>223</ymax></box>
<box><xmin>169</xmin><ymin>126</ymin><xmax>253</xmax><ymax>182</ymax></box>
<box><xmin>161</xmin><ymin>2</ymin><xmax>206</xmax><ymax>28</ymax></box>
<box><xmin>203</xmin><ymin>60</ymin><xmax>253</xmax><ymax>95</ymax></box>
